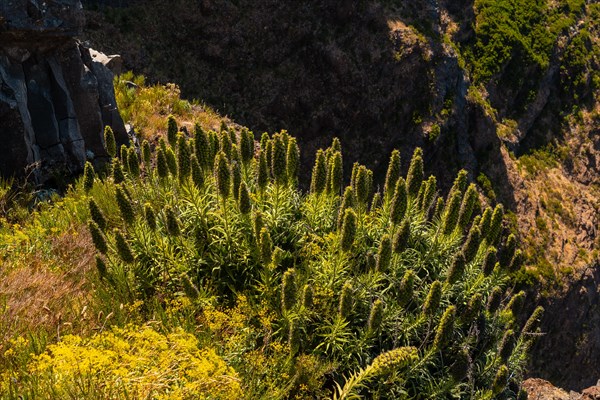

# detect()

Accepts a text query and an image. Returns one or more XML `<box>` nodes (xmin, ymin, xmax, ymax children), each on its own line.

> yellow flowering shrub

<box><xmin>16</xmin><ymin>324</ymin><xmax>242</xmax><ymax>399</ymax></box>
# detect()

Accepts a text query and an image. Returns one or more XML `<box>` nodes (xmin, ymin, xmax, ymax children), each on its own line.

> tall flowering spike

<box><xmin>240</xmin><ymin>128</ymin><xmax>254</xmax><ymax>166</ymax></box>
<box><xmin>433</xmin><ymin>305</ymin><xmax>456</xmax><ymax>351</ymax></box>
<box><xmin>194</xmin><ymin>124</ymin><xmax>211</xmax><ymax>169</ymax></box>
<box><xmin>83</xmin><ymin>161</ymin><xmax>95</xmax><ymax>192</ymax></box>
<box><xmin>141</xmin><ymin>140</ymin><xmax>151</xmax><ymax>165</ymax></box>
<box><xmin>181</xmin><ymin>273</ymin><xmax>200</xmax><ymax>300</ymax></box>
<box><xmin>446</xmin><ymin>252</ymin><xmax>466</xmax><ymax>284</ymax></box>
<box><xmin>366</xmin><ymin>252</ymin><xmax>376</xmax><ymax>271</ymax></box>
<box><xmin>376</xmin><ymin>234</ymin><xmax>392</xmax><ymax>272</ymax></box>
<box><xmin>127</xmin><ymin>147</ymin><xmax>140</xmax><ymax>177</ymax></box>
<box><xmin>190</xmin><ymin>154</ymin><xmax>204</xmax><ymax>189</ymax></box>
<box><xmin>450</xmin><ymin>348</ymin><xmax>470</xmax><ymax>382</ymax></box>
<box><xmin>120</xmin><ymin>144</ymin><xmax>129</xmax><ymax>166</ymax></box>
<box><xmin>448</xmin><ymin>169</ymin><xmax>469</xmax><ymax>199</ymax></box>
<box><xmin>340</xmin><ymin>208</ymin><xmax>357</xmax><ymax>252</ymax></box>
<box><xmin>442</xmin><ymin>190</ymin><xmax>462</xmax><ymax>234</ymax></box>
<box><xmin>458</xmin><ymin>184</ymin><xmax>479</xmax><ymax>229</ymax></box>
<box><xmin>104</xmin><ymin>125</ymin><xmax>116</xmax><ymax>158</ymax></box>
<box><xmin>257</xmin><ymin>150</ymin><xmax>269</xmax><ymax>191</ymax></box>
<box><xmin>288</xmin><ymin>319</ymin><xmax>300</xmax><ymax>355</ymax></box>
<box><xmin>350</xmin><ymin>162</ymin><xmax>359</xmax><ymax>189</ymax></box>
<box><xmin>487</xmin><ymin>204</ymin><xmax>504</xmax><ymax>244</ymax></box>
<box><xmin>482</xmin><ymin>247</ymin><xmax>497</xmax><ymax>276</ymax></box>
<box><xmin>166</xmin><ymin>147</ymin><xmax>178</xmax><ymax>176</ymax></box>
<box><xmin>159</xmin><ymin>137</ymin><xmax>167</xmax><ymax>154</ymax></box>
<box><xmin>433</xmin><ymin>196</ymin><xmax>445</xmax><ymax>219</ymax></box>
<box><xmin>144</xmin><ymin>203</ymin><xmax>156</xmax><ymax>231</ymax></box>
<box><xmin>367</xmin><ymin>299</ymin><xmax>384</xmax><ymax>334</ymax></box>
<box><xmin>463</xmin><ymin>292</ymin><xmax>483</xmax><ymax>324</ymax></box>
<box><xmin>366</xmin><ymin>169</ymin><xmax>374</xmax><ymax>201</ymax></box>
<box><xmin>177</xmin><ymin>134</ymin><xmax>191</xmax><ymax>181</ymax></box>
<box><xmin>116</xmin><ymin>185</ymin><xmax>135</xmax><ymax>225</ymax></box>
<box><xmin>423</xmin><ymin>281</ymin><xmax>442</xmax><ymax>316</ymax></box>
<box><xmin>281</xmin><ymin>269</ymin><xmax>297</xmax><ymax>312</ymax></box>
<box><xmin>500</xmin><ymin>233</ymin><xmax>517</xmax><ymax>268</ymax></box>
<box><xmin>112</xmin><ymin>159</ymin><xmax>125</xmax><ymax>184</ymax></box>
<box><xmin>219</xmin><ymin>129</ymin><xmax>232</xmax><ymax>160</ymax></box>
<box><xmin>89</xmin><ymin>221</ymin><xmax>108</xmax><ymax>254</ymax></box>
<box><xmin>265</xmin><ymin>140</ymin><xmax>273</xmax><ymax>174</ymax></box>
<box><xmin>301</xmin><ymin>284</ymin><xmax>313</xmax><ymax>309</ymax></box>
<box><xmin>331</xmin><ymin>137</ymin><xmax>342</xmax><ymax>154</ymax></box>
<box><xmin>462</xmin><ymin>224</ymin><xmax>481</xmax><ymax>263</ymax></box>
<box><xmin>492</xmin><ymin>365</ymin><xmax>509</xmax><ymax>396</ymax></box>
<box><xmin>328</xmin><ymin>151</ymin><xmax>343</xmax><ymax>195</ymax></box>
<box><xmin>393</xmin><ymin>219</ymin><xmax>411</xmax><ymax>253</ymax></box>
<box><xmin>310</xmin><ymin>149</ymin><xmax>327</xmax><ymax>194</ymax></box>
<box><xmin>253</xmin><ymin>211</ymin><xmax>264</xmax><ymax>244</ymax></box>
<box><xmin>406</xmin><ymin>147</ymin><xmax>424</xmax><ymax>198</ymax></box>
<box><xmin>422</xmin><ymin>175</ymin><xmax>437</xmax><ymax>212</ymax></box>
<box><xmin>286</xmin><ymin>137</ymin><xmax>300</xmax><ymax>185</ymax></box>
<box><xmin>384</xmin><ymin>149</ymin><xmax>401</xmax><ymax>200</ymax></box>
<box><xmin>214</xmin><ymin>151</ymin><xmax>231</xmax><ymax>199</ymax></box>
<box><xmin>231</xmin><ymin>161</ymin><xmax>242</xmax><ymax>201</ymax></box>
<box><xmin>228</xmin><ymin>128</ymin><xmax>237</xmax><ymax>147</ymax></box>
<box><xmin>95</xmin><ymin>255</ymin><xmax>108</xmax><ymax>279</ymax></box>
<box><xmin>156</xmin><ymin>148</ymin><xmax>168</xmax><ymax>179</ymax></box>
<box><xmin>89</xmin><ymin>199</ymin><xmax>107</xmax><ymax>231</ymax></box>
<box><xmin>114</xmin><ymin>228</ymin><xmax>134</xmax><ymax>263</ymax></box>
<box><xmin>354</xmin><ymin>165</ymin><xmax>370</xmax><ymax>204</ymax></box>
<box><xmin>260</xmin><ymin>132</ymin><xmax>270</xmax><ymax>152</ymax></box>
<box><xmin>509</xmin><ymin>249</ymin><xmax>524</xmax><ymax>273</ymax></box>
<box><xmin>165</xmin><ymin>205</ymin><xmax>180</xmax><ymax>236</ymax></box>
<box><xmin>238</xmin><ymin>181</ymin><xmax>251</xmax><ymax>214</ymax></box>
<box><xmin>415</xmin><ymin>181</ymin><xmax>427</xmax><ymax>210</ymax></box>
<box><xmin>522</xmin><ymin>306</ymin><xmax>544</xmax><ymax>335</ymax></box>
<box><xmin>271</xmin><ymin>134</ymin><xmax>287</xmax><ymax>184</ymax></box>
<box><xmin>479</xmin><ymin>207</ymin><xmax>493</xmax><ymax>238</ymax></box>
<box><xmin>370</xmin><ymin>192</ymin><xmax>381</xmax><ymax>212</ymax></box>
<box><xmin>507</xmin><ymin>291</ymin><xmax>525</xmax><ymax>315</ymax></box>
<box><xmin>398</xmin><ymin>269</ymin><xmax>415</xmax><ymax>306</ymax></box>
<box><xmin>338</xmin><ymin>281</ymin><xmax>353</xmax><ymax>319</ymax></box>
<box><xmin>208</xmin><ymin>130</ymin><xmax>220</xmax><ymax>161</ymax></box>
<box><xmin>487</xmin><ymin>286</ymin><xmax>503</xmax><ymax>313</ymax></box>
<box><xmin>167</xmin><ymin>114</ymin><xmax>178</xmax><ymax>147</ymax></box>
<box><xmin>260</xmin><ymin>227</ymin><xmax>273</xmax><ymax>264</ymax></box>
<box><xmin>338</xmin><ymin>186</ymin><xmax>354</xmax><ymax>228</ymax></box>
<box><xmin>390</xmin><ymin>178</ymin><xmax>407</xmax><ymax>225</ymax></box>
<box><xmin>371</xmin><ymin>347</ymin><xmax>418</xmax><ymax>376</ymax></box>
<box><xmin>498</xmin><ymin>329</ymin><xmax>515</xmax><ymax>362</ymax></box>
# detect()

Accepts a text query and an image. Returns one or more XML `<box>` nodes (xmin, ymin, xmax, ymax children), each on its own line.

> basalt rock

<box><xmin>0</xmin><ymin>0</ymin><xmax>126</xmax><ymax>182</ymax></box>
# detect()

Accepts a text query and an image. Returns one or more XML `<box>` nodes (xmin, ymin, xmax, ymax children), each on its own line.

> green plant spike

<box><xmin>507</xmin><ymin>291</ymin><xmax>525</xmax><ymax>316</ymax></box>
<box><xmin>338</xmin><ymin>186</ymin><xmax>354</xmax><ymax>228</ymax></box>
<box><xmin>446</xmin><ymin>252</ymin><xmax>466</xmax><ymax>284</ymax></box>
<box><xmin>156</xmin><ymin>148</ymin><xmax>168</xmax><ymax>180</ymax></box>
<box><xmin>239</xmin><ymin>128</ymin><xmax>254</xmax><ymax>166</ymax></box>
<box><xmin>482</xmin><ymin>247</ymin><xmax>497</xmax><ymax>276</ymax></box>
<box><xmin>433</xmin><ymin>305</ymin><xmax>456</xmax><ymax>351</ymax></box>
<box><xmin>367</xmin><ymin>299</ymin><xmax>384</xmax><ymax>335</ymax></box>
<box><xmin>127</xmin><ymin>147</ymin><xmax>140</xmax><ymax>177</ymax></box>
<box><xmin>191</xmin><ymin>154</ymin><xmax>204</xmax><ymax>189</ymax></box>
<box><xmin>390</xmin><ymin>178</ymin><xmax>407</xmax><ymax>225</ymax></box>
<box><xmin>302</xmin><ymin>284</ymin><xmax>314</xmax><ymax>309</ymax></box>
<box><xmin>423</xmin><ymin>281</ymin><xmax>442</xmax><ymax>316</ymax></box>
<box><xmin>398</xmin><ymin>269</ymin><xmax>415</xmax><ymax>307</ymax></box>
<box><xmin>406</xmin><ymin>147</ymin><xmax>424</xmax><ymax>198</ymax></box>
<box><xmin>166</xmin><ymin>147</ymin><xmax>178</xmax><ymax>176</ymax></box>
<box><xmin>448</xmin><ymin>169</ymin><xmax>468</xmax><ymax>200</ymax></box>
<box><xmin>479</xmin><ymin>207</ymin><xmax>492</xmax><ymax>238</ymax></box>
<box><xmin>522</xmin><ymin>306</ymin><xmax>544</xmax><ymax>336</ymax></box>
<box><xmin>487</xmin><ymin>287</ymin><xmax>503</xmax><ymax>313</ymax></box>
<box><xmin>116</xmin><ymin>185</ymin><xmax>135</xmax><ymax>225</ymax></box>
<box><xmin>487</xmin><ymin>204</ymin><xmax>504</xmax><ymax>244</ymax></box>
<box><xmin>498</xmin><ymin>329</ymin><xmax>515</xmax><ymax>362</ymax></box>
<box><xmin>89</xmin><ymin>198</ymin><xmax>107</xmax><ymax>231</ymax></box>
<box><xmin>83</xmin><ymin>161</ymin><xmax>95</xmax><ymax>192</ymax></box>
<box><xmin>194</xmin><ymin>123</ymin><xmax>212</xmax><ymax>169</ymax></box>
<box><xmin>114</xmin><ymin>228</ymin><xmax>134</xmax><ymax>264</ymax></box>
<box><xmin>384</xmin><ymin>149</ymin><xmax>401</xmax><ymax>200</ymax></box>
<box><xmin>509</xmin><ymin>249</ymin><xmax>524</xmax><ymax>272</ymax></box>
<box><xmin>165</xmin><ymin>205</ymin><xmax>180</xmax><ymax>236</ymax></box>
<box><xmin>462</xmin><ymin>224</ymin><xmax>481</xmax><ymax>263</ymax></box>
<box><xmin>260</xmin><ymin>132</ymin><xmax>270</xmax><ymax>152</ymax></box>
<box><xmin>338</xmin><ymin>281</ymin><xmax>353</xmax><ymax>319</ymax></box>
<box><xmin>393</xmin><ymin>219</ymin><xmax>410</xmax><ymax>254</ymax></box>
<box><xmin>181</xmin><ymin>273</ymin><xmax>200</xmax><ymax>300</ymax></box>
<box><xmin>350</xmin><ymin>162</ymin><xmax>359</xmax><ymax>189</ymax></box>
<box><xmin>500</xmin><ymin>233</ymin><xmax>517</xmax><ymax>268</ymax></box>
<box><xmin>281</xmin><ymin>269</ymin><xmax>297</xmax><ymax>312</ymax></box>
<box><xmin>253</xmin><ymin>211</ymin><xmax>264</xmax><ymax>244</ymax></box>
<box><xmin>331</xmin><ymin>137</ymin><xmax>341</xmax><ymax>154</ymax></box>
<box><xmin>422</xmin><ymin>175</ymin><xmax>437</xmax><ymax>212</ymax></box>
<box><xmin>177</xmin><ymin>134</ymin><xmax>191</xmax><ymax>182</ymax></box>
<box><xmin>415</xmin><ymin>181</ymin><xmax>426</xmax><ymax>210</ymax></box>
<box><xmin>271</xmin><ymin>134</ymin><xmax>287</xmax><ymax>185</ymax></box>
<box><xmin>450</xmin><ymin>348</ymin><xmax>470</xmax><ymax>382</ymax></box>
<box><xmin>442</xmin><ymin>190</ymin><xmax>462</xmax><ymax>234</ymax></box>
<box><xmin>260</xmin><ymin>227</ymin><xmax>273</xmax><ymax>264</ymax></box>
<box><xmin>231</xmin><ymin>161</ymin><xmax>242</xmax><ymax>201</ymax></box>
<box><xmin>238</xmin><ymin>181</ymin><xmax>252</xmax><ymax>214</ymax></box>
<box><xmin>144</xmin><ymin>203</ymin><xmax>156</xmax><ymax>231</ymax></box>
<box><xmin>492</xmin><ymin>365</ymin><xmax>509</xmax><ymax>396</ymax></box>
<box><xmin>329</xmin><ymin>151</ymin><xmax>343</xmax><ymax>195</ymax></box>
<box><xmin>89</xmin><ymin>221</ymin><xmax>108</xmax><ymax>255</ymax></box>
<box><xmin>285</xmin><ymin>136</ymin><xmax>300</xmax><ymax>185</ymax></box>
<box><xmin>370</xmin><ymin>192</ymin><xmax>381</xmax><ymax>212</ymax></box>
<box><xmin>354</xmin><ymin>165</ymin><xmax>370</xmax><ymax>205</ymax></box>
<box><xmin>457</xmin><ymin>184</ymin><xmax>479</xmax><ymax>229</ymax></box>
<box><xmin>310</xmin><ymin>149</ymin><xmax>327</xmax><ymax>195</ymax></box>
<box><xmin>208</xmin><ymin>130</ymin><xmax>219</xmax><ymax>162</ymax></box>
<box><xmin>462</xmin><ymin>292</ymin><xmax>483</xmax><ymax>325</ymax></box>
<box><xmin>265</xmin><ymin>139</ymin><xmax>273</xmax><ymax>175</ymax></box>
<box><xmin>141</xmin><ymin>140</ymin><xmax>151</xmax><ymax>165</ymax></box>
<box><xmin>95</xmin><ymin>255</ymin><xmax>108</xmax><ymax>279</ymax></box>
<box><xmin>433</xmin><ymin>196</ymin><xmax>445</xmax><ymax>219</ymax></box>
<box><xmin>167</xmin><ymin>114</ymin><xmax>178</xmax><ymax>147</ymax></box>
<box><xmin>104</xmin><ymin>125</ymin><xmax>116</xmax><ymax>158</ymax></box>
<box><xmin>214</xmin><ymin>151</ymin><xmax>231</xmax><ymax>199</ymax></box>
<box><xmin>340</xmin><ymin>208</ymin><xmax>357</xmax><ymax>252</ymax></box>
<box><xmin>120</xmin><ymin>144</ymin><xmax>129</xmax><ymax>168</ymax></box>
<box><xmin>376</xmin><ymin>234</ymin><xmax>392</xmax><ymax>272</ymax></box>
<box><xmin>257</xmin><ymin>150</ymin><xmax>269</xmax><ymax>191</ymax></box>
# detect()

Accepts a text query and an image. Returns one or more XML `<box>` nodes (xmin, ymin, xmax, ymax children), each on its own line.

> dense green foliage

<box><xmin>2</xmin><ymin>119</ymin><xmax>541</xmax><ymax>398</ymax></box>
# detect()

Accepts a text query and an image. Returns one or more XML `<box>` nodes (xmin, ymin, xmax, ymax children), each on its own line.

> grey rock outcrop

<box><xmin>0</xmin><ymin>0</ymin><xmax>126</xmax><ymax>181</ymax></box>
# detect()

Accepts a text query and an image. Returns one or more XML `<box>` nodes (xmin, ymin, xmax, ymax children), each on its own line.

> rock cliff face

<box><xmin>0</xmin><ymin>0</ymin><xmax>126</xmax><ymax>182</ymax></box>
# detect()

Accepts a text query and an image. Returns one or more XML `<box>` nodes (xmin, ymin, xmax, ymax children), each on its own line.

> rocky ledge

<box><xmin>0</xmin><ymin>0</ymin><xmax>126</xmax><ymax>182</ymax></box>
<box><xmin>524</xmin><ymin>379</ymin><xmax>600</xmax><ymax>400</ymax></box>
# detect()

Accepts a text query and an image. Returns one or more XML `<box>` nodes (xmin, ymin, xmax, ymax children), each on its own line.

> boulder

<box><xmin>0</xmin><ymin>0</ymin><xmax>126</xmax><ymax>181</ymax></box>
